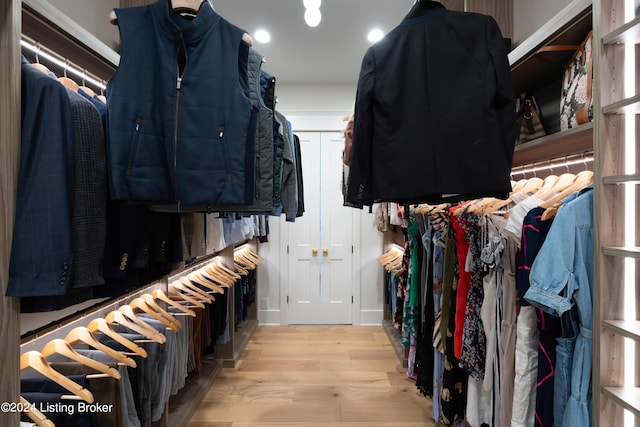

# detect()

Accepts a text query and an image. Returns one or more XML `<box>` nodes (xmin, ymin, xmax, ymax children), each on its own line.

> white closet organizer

<box><xmin>594</xmin><ymin>0</ymin><xmax>640</xmax><ymax>424</ymax></box>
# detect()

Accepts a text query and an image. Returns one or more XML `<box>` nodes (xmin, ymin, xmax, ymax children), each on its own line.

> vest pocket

<box><xmin>218</xmin><ymin>125</ymin><xmax>231</xmax><ymax>182</ymax></box>
<box><xmin>126</xmin><ymin>116</ymin><xmax>143</xmax><ymax>176</ymax></box>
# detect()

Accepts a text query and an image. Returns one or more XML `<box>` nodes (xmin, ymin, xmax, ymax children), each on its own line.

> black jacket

<box><xmin>346</xmin><ymin>3</ymin><xmax>516</xmax><ymax>207</ymax></box>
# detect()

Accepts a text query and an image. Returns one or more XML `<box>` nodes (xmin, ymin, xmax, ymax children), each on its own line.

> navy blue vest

<box><xmin>106</xmin><ymin>0</ymin><xmax>256</xmax><ymax>207</ymax></box>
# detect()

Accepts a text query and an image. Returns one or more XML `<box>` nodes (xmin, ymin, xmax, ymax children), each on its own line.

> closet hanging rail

<box><xmin>511</xmin><ymin>151</ymin><xmax>594</xmax><ymax>177</ymax></box>
<box><xmin>21</xmin><ymin>34</ymin><xmax>107</xmax><ymax>91</ymax></box>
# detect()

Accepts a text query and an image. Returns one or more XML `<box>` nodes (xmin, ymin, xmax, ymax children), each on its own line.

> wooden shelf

<box><xmin>603</xmin><ymin>174</ymin><xmax>640</xmax><ymax>185</ymax></box>
<box><xmin>602</xmin><ymin>94</ymin><xmax>640</xmax><ymax>115</ymax></box>
<box><xmin>602</xmin><ymin>387</ymin><xmax>640</xmax><ymax>418</ymax></box>
<box><xmin>603</xmin><ymin>15</ymin><xmax>640</xmax><ymax>45</ymax></box>
<box><xmin>602</xmin><ymin>246</ymin><xmax>640</xmax><ymax>259</ymax></box>
<box><xmin>509</xmin><ymin>0</ymin><xmax>592</xmax><ymax>93</ymax></box>
<box><xmin>512</xmin><ymin>122</ymin><xmax>593</xmax><ymax>167</ymax></box>
<box><xmin>603</xmin><ymin>320</ymin><xmax>640</xmax><ymax>341</ymax></box>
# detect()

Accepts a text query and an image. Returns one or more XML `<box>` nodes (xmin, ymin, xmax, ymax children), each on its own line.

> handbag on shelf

<box><xmin>515</xmin><ymin>92</ymin><xmax>547</xmax><ymax>145</ymax></box>
<box><xmin>536</xmin><ymin>30</ymin><xmax>594</xmax><ymax>131</ymax></box>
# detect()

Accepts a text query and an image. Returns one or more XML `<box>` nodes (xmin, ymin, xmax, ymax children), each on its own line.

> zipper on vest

<box><xmin>218</xmin><ymin>126</ymin><xmax>232</xmax><ymax>181</ymax></box>
<box><xmin>173</xmin><ymin>32</ymin><xmax>187</xmax><ymax>210</ymax></box>
<box><xmin>126</xmin><ymin>116</ymin><xmax>143</xmax><ymax>176</ymax></box>
<box><xmin>173</xmin><ymin>76</ymin><xmax>182</xmax><ymax>210</ymax></box>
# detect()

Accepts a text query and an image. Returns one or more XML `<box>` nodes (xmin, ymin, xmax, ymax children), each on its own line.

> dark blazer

<box><xmin>6</xmin><ymin>57</ymin><xmax>75</xmax><ymax>297</ymax></box>
<box><xmin>346</xmin><ymin>3</ymin><xmax>516</xmax><ymax>207</ymax></box>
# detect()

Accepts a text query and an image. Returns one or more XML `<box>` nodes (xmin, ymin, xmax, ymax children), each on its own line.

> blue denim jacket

<box><xmin>525</xmin><ymin>186</ymin><xmax>593</xmax><ymax>427</ymax></box>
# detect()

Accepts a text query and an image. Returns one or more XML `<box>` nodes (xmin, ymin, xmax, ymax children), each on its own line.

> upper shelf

<box><xmin>509</xmin><ymin>0</ymin><xmax>592</xmax><ymax>94</ymax></box>
<box><xmin>512</xmin><ymin>122</ymin><xmax>593</xmax><ymax>167</ymax></box>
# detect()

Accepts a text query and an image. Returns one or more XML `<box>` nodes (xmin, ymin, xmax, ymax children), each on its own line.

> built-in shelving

<box><xmin>602</xmin><ymin>320</ymin><xmax>640</xmax><ymax>341</ymax></box>
<box><xmin>594</xmin><ymin>0</ymin><xmax>640</xmax><ymax>425</ymax></box>
<box><xmin>512</xmin><ymin>122</ymin><xmax>593</xmax><ymax>167</ymax></box>
<box><xmin>602</xmin><ymin>387</ymin><xmax>640</xmax><ymax>418</ymax></box>
<box><xmin>601</xmin><ymin>246</ymin><xmax>640</xmax><ymax>258</ymax></box>
<box><xmin>602</xmin><ymin>15</ymin><xmax>640</xmax><ymax>44</ymax></box>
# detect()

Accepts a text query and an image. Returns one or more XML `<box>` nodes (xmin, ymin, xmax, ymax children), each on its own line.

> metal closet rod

<box><xmin>511</xmin><ymin>151</ymin><xmax>594</xmax><ymax>177</ymax></box>
<box><xmin>20</xmin><ymin>34</ymin><xmax>107</xmax><ymax>91</ymax></box>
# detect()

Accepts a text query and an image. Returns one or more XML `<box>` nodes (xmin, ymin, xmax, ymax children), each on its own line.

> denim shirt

<box><xmin>525</xmin><ymin>186</ymin><xmax>593</xmax><ymax>427</ymax></box>
<box><xmin>525</xmin><ymin>186</ymin><xmax>593</xmax><ymax>320</ymax></box>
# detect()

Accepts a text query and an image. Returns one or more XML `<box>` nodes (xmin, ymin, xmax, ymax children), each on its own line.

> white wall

<box><xmin>512</xmin><ymin>0</ymin><xmax>573</xmax><ymax>47</ymax></box>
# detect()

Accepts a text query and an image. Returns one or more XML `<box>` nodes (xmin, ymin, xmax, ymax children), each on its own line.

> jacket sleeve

<box><xmin>486</xmin><ymin>16</ymin><xmax>516</xmax><ymax>168</ymax></box>
<box><xmin>345</xmin><ymin>49</ymin><xmax>376</xmax><ymax>208</ymax></box>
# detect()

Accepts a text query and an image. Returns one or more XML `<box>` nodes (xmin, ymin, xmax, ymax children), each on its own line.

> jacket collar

<box><xmin>151</xmin><ymin>0</ymin><xmax>219</xmax><ymax>44</ymax></box>
<box><xmin>402</xmin><ymin>1</ymin><xmax>446</xmax><ymax>25</ymax></box>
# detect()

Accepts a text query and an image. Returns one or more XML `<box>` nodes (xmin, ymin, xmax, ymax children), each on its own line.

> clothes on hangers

<box><xmin>346</xmin><ymin>3</ymin><xmax>516</xmax><ymax>207</ymax></box>
<box><xmin>382</xmin><ymin>176</ymin><xmax>593</xmax><ymax>426</ymax></box>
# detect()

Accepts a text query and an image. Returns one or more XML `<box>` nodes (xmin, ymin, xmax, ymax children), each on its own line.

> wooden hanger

<box><xmin>31</xmin><ymin>62</ymin><xmax>51</xmax><ymax>74</ymax></box>
<box><xmin>40</xmin><ymin>339</ymin><xmax>121</xmax><ymax>379</ymax></box>
<box><xmin>105</xmin><ymin>309</ymin><xmax>165</xmax><ymax>343</ymax></box>
<box><xmin>129</xmin><ymin>297</ymin><xmax>181</xmax><ymax>331</ymax></box>
<box><xmin>179</xmin><ymin>276</ymin><xmax>215</xmax><ymax>302</ymax></box>
<box><xmin>118</xmin><ymin>305</ymin><xmax>167</xmax><ymax>342</ymax></box>
<box><xmin>65</xmin><ymin>326</ymin><xmax>137</xmax><ymax>368</ymax></box>
<box><xmin>58</xmin><ymin>76</ymin><xmax>79</xmax><ymax>91</ymax></box>
<box><xmin>79</xmin><ymin>85</ymin><xmax>96</xmax><ymax>98</ymax></box>
<box><xmin>188</xmin><ymin>271</ymin><xmax>225</xmax><ymax>293</ymax></box>
<box><xmin>201</xmin><ymin>264</ymin><xmax>235</xmax><ymax>286</ymax></box>
<box><xmin>87</xmin><ymin>317</ymin><xmax>148</xmax><ymax>358</ymax></box>
<box><xmin>151</xmin><ymin>289</ymin><xmax>196</xmax><ymax>317</ymax></box>
<box><xmin>20</xmin><ymin>351</ymin><xmax>95</xmax><ymax>403</ymax></box>
<box><xmin>213</xmin><ymin>259</ymin><xmax>241</xmax><ymax>280</ymax></box>
<box><xmin>20</xmin><ymin>395</ymin><xmax>55</xmax><ymax>427</ymax></box>
<box><xmin>140</xmin><ymin>292</ymin><xmax>184</xmax><ymax>326</ymax></box>
<box><xmin>540</xmin><ymin>170</ymin><xmax>593</xmax><ymax>220</ymax></box>
<box><xmin>233</xmin><ymin>261</ymin><xmax>250</xmax><ymax>275</ymax></box>
<box><xmin>169</xmin><ymin>281</ymin><xmax>207</xmax><ymax>308</ymax></box>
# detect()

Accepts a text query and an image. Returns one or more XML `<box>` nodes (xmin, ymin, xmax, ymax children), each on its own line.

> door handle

<box><xmin>312</xmin><ymin>248</ymin><xmax>319</xmax><ymax>257</ymax></box>
<box><xmin>322</xmin><ymin>248</ymin><xmax>329</xmax><ymax>257</ymax></box>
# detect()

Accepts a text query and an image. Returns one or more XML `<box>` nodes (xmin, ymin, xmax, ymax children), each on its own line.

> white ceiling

<box><xmin>213</xmin><ymin>0</ymin><xmax>419</xmax><ymax>86</ymax></box>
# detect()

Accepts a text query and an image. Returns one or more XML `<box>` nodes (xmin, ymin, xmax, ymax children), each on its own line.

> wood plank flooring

<box><xmin>187</xmin><ymin>325</ymin><xmax>437</xmax><ymax>427</ymax></box>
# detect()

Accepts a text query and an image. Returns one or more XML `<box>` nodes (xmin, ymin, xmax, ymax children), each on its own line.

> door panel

<box><xmin>320</xmin><ymin>133</ymin><xmax>353</xmax><ymax>324</ymax></box>
<box><xmin>288</xmin><ymin>132</ymin><xmax>354</xmax><ymax>325</ymax></box>
<box><xmin>287</xmin><ymin>133</ymin><xmax>321</xmax><ymax>324</ymax></box>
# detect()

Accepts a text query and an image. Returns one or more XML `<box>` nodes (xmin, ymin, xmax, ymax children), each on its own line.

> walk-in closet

<box><xmin>0</xmin><ymin>0</ymin><xmax>637</xmax><ymax>426</ymax></box>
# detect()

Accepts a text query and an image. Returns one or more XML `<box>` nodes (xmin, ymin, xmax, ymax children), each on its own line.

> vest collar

<box><xmin>151</xmin><ymin>0</ymin><xmax>219</xmax><ymax>44</ymax></box>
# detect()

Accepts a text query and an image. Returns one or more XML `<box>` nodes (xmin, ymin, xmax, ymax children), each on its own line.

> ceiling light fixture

<box><xmin>254</xmin><ymin>29</ymin><xmax>271</xmax><ymax>43</ymax></box>
<box><xmin>303</xmin><ymin>0</ymin><xmax>321</xmax><ymax>9</ymax></box>
<box><xmin>304</xmin><ymin>8</ymin><xmax>321</xmax><ymax>27</ymax></box>
<box><xmin>367</xmin><ymin>29</ymin><xmax>384</xmax><ymax>43</ymax></box>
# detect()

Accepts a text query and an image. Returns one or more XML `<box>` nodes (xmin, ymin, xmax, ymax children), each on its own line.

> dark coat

<box><xmin>346</xmin><ymin>3</ymin><xmax>516</xmax><ymax>207</ymax></box>
<box><xmin>7</xmin><ymin>57</ymin><xmax>75</xmax><ymax>297</ymax></box>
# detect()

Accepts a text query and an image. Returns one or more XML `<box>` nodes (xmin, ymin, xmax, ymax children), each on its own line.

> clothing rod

<box><xmin>511</xmin><ymin>151</ymin><xmax>594</xmax><ymax>177</ymax></box>
<box><xmin>21</xmin><ymin>34</ymin><xmax>107</xmax><ymax>91</ymax></box>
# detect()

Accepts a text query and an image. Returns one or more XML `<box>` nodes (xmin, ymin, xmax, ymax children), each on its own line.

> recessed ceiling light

<box><xmin>303</xmin><ymin>0</ymin><xmax>321</xmax><ymax>9</ymax></box>
<box><xmin>304</xmin><ymin>8</ymin><xmax>321</xmax><ymax>27</ymax></box>
<box><xmin>368</xmin><ymin>29</ymin><xmax>384</xmax><ymax>43</ymax></box>
<box><xmin>254</xmin><ymin>29</ymin><xmax>271</xmax><ymax>43</ymax></box>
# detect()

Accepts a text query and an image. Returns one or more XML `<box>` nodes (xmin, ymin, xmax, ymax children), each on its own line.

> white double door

<box><xmin>287</xmin><ymin>132</ymin><xmax>355</xmax><ymax>325</ymax></box>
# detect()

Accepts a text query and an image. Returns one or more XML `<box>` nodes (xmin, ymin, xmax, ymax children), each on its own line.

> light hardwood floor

<box><xmin>187</xmin><ymin>325</ymin><xmax>438</xmax><ymax>427</ymax></box>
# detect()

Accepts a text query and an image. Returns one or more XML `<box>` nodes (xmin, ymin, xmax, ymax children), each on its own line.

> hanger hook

<box><xmin>582</xmin><ymin>152</ymin><xmax>588</xmax><ymax>170</ymax></box>
<box><xmin>565</xmin><ymin>155</ymin><xmax>570</xmax><ymax>173</ymax></box>
<box><xmin>82</xmin><ymin>69</ymin><xmax>88</xmax><ymax>86</ymax></box>
<box><xmin>532</xmin><ymin>161</ymin><xmax>537</xmax><ymax>178</ymax></box>
<box><xmin>35</xmin><ymin>42</ymin><xmax>42</xmax><ymax>64</ymax></box>
<box><xmin>63</xmin><ymin>59</ymin><xmax>69</xmax><ymax>78</ymax></box>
